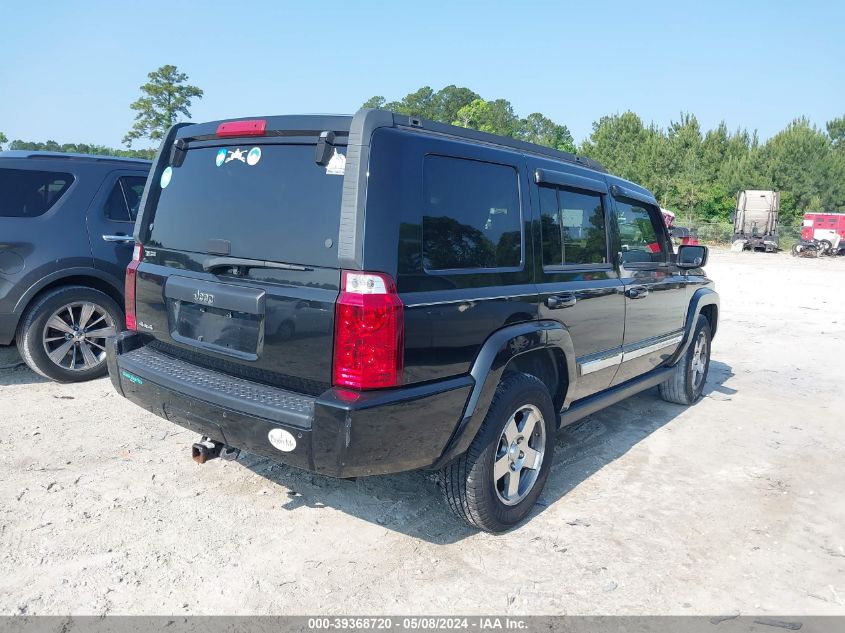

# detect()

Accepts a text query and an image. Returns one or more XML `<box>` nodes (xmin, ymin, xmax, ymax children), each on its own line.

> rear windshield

<box><xmin>0</xmin><ymin>168</ymin><xmax>74</xmax><ymax>217</ymax></box>
<box><xmin>147</xmin><ymin>144</ymin><xmax>346</xmax><ymax>267</ymax></box>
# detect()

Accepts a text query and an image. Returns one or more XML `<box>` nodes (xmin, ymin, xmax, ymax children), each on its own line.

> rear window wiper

<box><xmin>203</xmin><ymin>256</ymin><xmax>310</xmax><ymax>273</ymax></box>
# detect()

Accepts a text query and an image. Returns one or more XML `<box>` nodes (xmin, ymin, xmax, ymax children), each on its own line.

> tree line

<box><xmin>0</xmin><ymin>65</ymin><xmax>201</xmax><ymax>161</ymax></box>
<box><xmin>3</xmin><ymin>74</ymin><xmax>843</xmax><ymax>228</ymax></box>
<box><xmin>363</xmin><ymin>86</ymin><xmax>845</xmax><ymax>227</ymax></box>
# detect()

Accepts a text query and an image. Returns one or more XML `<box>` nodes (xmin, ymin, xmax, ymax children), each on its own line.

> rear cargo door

<box><xmin>134</xmin><ymin>141</ymin><xmax>346</xmax><ymax>395</ymax></box>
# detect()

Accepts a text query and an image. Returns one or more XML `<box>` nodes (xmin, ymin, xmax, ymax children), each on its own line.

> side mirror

<box><xmin>677</xmin><ymin>244</ymin><xmax>708</xmax><ymax>269</ymax></box>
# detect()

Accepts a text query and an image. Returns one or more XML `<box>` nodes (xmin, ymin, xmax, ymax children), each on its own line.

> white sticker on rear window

<box><xmin>247</xmin><ymin>147</ymin><xmax>261</xmax><ymax>166</ymax></box>
<box><xmin>215</xmin><ymin>148</ymin><xmax>227</xmax><ymax>167</ymax></box>
<box><xmin>326</xmin><ymin>149</ymin><xmax>346</xmax><ymax>176</ymax></box>
<box><xmin>226</xmin><ymin>148</ymin><xmax>247</xmax><ymax>164</ymax></box>
<box><xmin>160</xmin><ymin>166</ymin><xmax>173</xmax><ymax>188</ymax></box>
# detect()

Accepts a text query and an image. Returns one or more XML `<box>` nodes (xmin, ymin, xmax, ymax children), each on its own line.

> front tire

<box><xmin>441</xmin><ymin>373</ymin><xmax>555</xmax><ymax>533</ymax></box>
<box><xmin>659</xmin><ymin>315</ymin><xmax>712</xmax><ymax>405</ymax></box>
<box><xmin>16</xmin><ymin>286</ymin><xmax>123</xmax><ymax>382</ymax></box>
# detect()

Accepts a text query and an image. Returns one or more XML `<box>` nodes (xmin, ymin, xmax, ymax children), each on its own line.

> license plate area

<box><xmin>165</xmin><ymin>276</ymin><xmax>265</xmax><ymax>359</ymax></box>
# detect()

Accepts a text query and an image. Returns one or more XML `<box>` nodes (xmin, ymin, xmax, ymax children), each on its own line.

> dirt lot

<box><xmin>1</xmin><ymin>251</ymin><xmax>844</xmax><ymax>616</ymax></box>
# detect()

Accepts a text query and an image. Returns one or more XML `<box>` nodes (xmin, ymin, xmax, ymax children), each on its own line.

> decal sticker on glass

<box><xmin>160</xmin><ymin>166</ymin><xmax>173</xmax><ymax>188</ymax></box>
<box><xmin>247</xmin><ymin>147</ymin><xmax>262</xmax><ymax>166</ymax></box>
<box><xmin>226</xmin><ymin>147</ymin><xmax>247</xmax><ymax>163</ymax></box>
<box><xmin>215</xmin><ymin>148</ymin><xmax>227</xmax><ymax>167</ymax></box>
<box><xmin>325</xmin><ymin>149</ymin><xmax>346</xmax><ymax>176</ymax></box>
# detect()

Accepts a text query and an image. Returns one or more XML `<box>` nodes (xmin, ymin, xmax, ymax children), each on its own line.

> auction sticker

<box><xmin>268</xmin><ymin>428</ymin><xmax>296</xmax><ymax>452</ymax></box>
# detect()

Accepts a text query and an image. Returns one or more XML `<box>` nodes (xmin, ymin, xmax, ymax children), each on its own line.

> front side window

<box><xmin>0</xmin><ymin>168</ymin><xmax>74</xmax><ymax>218</ymax></box>
<box><xmin>539</xmin><ymin>186</ymin><xmax>608</xmax><ymax>266</ymax></box>
<box><xmin>422</xmin><ymin>155</ymin><xmax>521</xmax><ymax>270</ymax></box>
<box><xmin>615</xmin><ymin>199</ymin><xmax>667</xmax><ymax>264</ymax></box>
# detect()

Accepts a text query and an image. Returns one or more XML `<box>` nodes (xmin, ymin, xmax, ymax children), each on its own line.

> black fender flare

<box><xmin>432</xmin><ymin>320</ymin><xmax>576</xmax><ymax>469</ymax></box>
<box><xmin>667</xmin><ymin>287</ymin><xmax>720</xmax><ymax>366</ymax></box>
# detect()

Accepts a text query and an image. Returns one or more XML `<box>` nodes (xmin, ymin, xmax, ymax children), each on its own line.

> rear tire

<box><xmin>441</xmin><ymin>373</ymin><xmax>555</xmax><ymax>533</ymax></box>
<box><xmin>16</xmin><ymin>286</ymin><xmax>123</xmax><ymax>383</ymax></box>
<box><xmin>659</xmin><ymin>315</ymin><xmax>711</xmax><ymax>405</ymax></box>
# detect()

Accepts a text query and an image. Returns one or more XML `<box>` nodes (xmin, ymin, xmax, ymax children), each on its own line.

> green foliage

<box><xmin>0</xmin><ymin>131</ymin><xmax>7</xmax><ymax>151</ymax></box>
<box><xmin>827</xmin><ymin>114</ymin><xmax>845</xmax><ymax>150</ymax></box>
<box><xmin>581</xmin><ymin>112</ymin><xmax>845</xmax><ymax>223</ymax></box>
<box><xmin>368</xmin><ymin>87</ymin><xmax>845</xmax><ymax>222</ymax></box>
<box><xmin>8</xmin><ymin>139</ymin><xmax>154</xmax><ymax>159</ymax></box>
<box><xmin>123</xmin><ymin>64</ymin><xmax>203</xmax><ymax>148</ymax></box>
<box><xmin>362</xmin><ymin>85</ymin><xmax>574</xmax><ymax>154</ymax></box>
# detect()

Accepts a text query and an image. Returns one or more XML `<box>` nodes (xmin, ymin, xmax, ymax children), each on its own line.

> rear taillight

<box><xmin>333</xmin><ymin>271</ymin><xmax>404</xmax><ymax>390</ymax></box>
<box><xmin>124</xmin><ymin>244</ymin><xmax>143</xmax><ymax>331</ymax></box>
<box><xmin>216</xmin><ymin>119</ymin><xmax>267</xmax><ymax>137</ymax></box>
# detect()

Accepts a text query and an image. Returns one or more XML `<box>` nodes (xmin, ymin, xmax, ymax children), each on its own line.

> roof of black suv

<box><xmin>172</xmin><ymin>110</ymin><xmax>606</xmax><ymax>173</ymax></box>
<box><xmin>144</xmin><ymin>110</ymin><xmax>646</xmax><ymax>270</ymax></box>
<box><xmin>0</xmin><ymin>150</ymin><xmax>151</xmax><ymax>166</ymax></box>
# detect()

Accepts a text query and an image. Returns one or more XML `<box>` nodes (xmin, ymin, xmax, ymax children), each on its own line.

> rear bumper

<box><xmin>107</xmin><ymin>332</ymin><xmax>473</xmax><ymax>477</ymax></box>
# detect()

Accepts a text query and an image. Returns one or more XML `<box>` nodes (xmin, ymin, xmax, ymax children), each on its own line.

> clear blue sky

<box><xmin>1</xmin><ymin>0</ymin><xmax>842</xmax><ymax>149</ymax></box>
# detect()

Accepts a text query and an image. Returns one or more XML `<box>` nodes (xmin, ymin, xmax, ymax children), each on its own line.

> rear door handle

<box><xmin>626</xmin><ymin>286</ymin><xmax>649</xmax><ymax>299</ymax></box>
<box><xmin>545</xmin><ymin>294</ymin><xmax>577</xmax><ymax>309</ymax></box>
<box><xmin>102</xmin><ymin>234</ymin><xmax>134</xmax><ymax>244</ymax></box>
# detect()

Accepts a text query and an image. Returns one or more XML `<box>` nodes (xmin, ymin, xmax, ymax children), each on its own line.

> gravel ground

<box><xmin>1</xmin><ymin>251</ymin><xmax>844</xmax><ymax>615</ymax></box>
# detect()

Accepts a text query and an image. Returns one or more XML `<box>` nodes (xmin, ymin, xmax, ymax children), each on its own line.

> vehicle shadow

<box><xmin>241</xmin><ymin>360</ymin><xmax>736</xmax><ymax>544</ymax></box>
<box><xmin>0</xmin><ymin>345</ymin><xmax>49</xmax><ymax>386</ymax></box>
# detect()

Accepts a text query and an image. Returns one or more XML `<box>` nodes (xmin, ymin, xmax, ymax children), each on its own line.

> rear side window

<box><xmin>422</xmin><ymin>155</ymin><xmax>521</xmax><ymax>270</ymax></box>
<box><xmin>0</xmin><ymin>168</ymin><xmax>74</xmax><ymax>217</ymax></box>
<box><xmin>105</xmin><ymin>176</ymin><xmax>147</xmax><ymax>222</ymax></box>
<box><xmin>539</xmin><ymin>186</ymin><xmax>608</xmax><ymax>266</ymax></box>
<box><xmin>147</xmin><ymin>145</ymin><xmax>345</xmax><ymax>267</ymax></box>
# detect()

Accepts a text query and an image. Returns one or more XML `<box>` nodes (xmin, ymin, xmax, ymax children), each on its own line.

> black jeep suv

<box><xmin>0</xmin><ymin>151</ymin><xmax>150</xmax><ymax>381</ymax></box>
<box><xmin>107</xmin><ymin>110</ymin><xmax>718</xmax><ymax>532</ymax></box>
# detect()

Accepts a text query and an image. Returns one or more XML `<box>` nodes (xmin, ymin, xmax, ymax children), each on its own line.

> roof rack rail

<box><xmin>369</xmin><ymin>110</ymin><xmax>606</xmax><ymax>173</ymax></box>
<box><xmin>0</xmin><ymin>150</ymin><xmax>151</xmax><ymax>165</ymax></box>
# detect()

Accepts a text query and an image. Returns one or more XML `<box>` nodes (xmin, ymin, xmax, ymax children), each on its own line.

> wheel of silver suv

<box><xmin>16</xmin><ymin>285</ymin><xmax>124</xmax><ymax>383</ymax></box>
<box><xmin>41</xmin><ymin>301</ymin><xmax>116</xmax><ymax>372</ymax></box>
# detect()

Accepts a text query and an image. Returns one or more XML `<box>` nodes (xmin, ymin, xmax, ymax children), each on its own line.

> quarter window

<box><xmin>422</xmin><ymin>155</ymin><xmax>522</xmax><ymax>270</ymax></box>
<box><xmin>105</xmin><ymin>176</ymin><xmax>146</xmax><ymax>222</ymax></box>
<box><xmin>0</xmin><ymin>168</ymin><xmax>74</xmax><ymax>218</ymax></box>
<box><xmin>539</xmin><ymin>186</ymin><xmax>608</xmax><ymax>266</ymax></box>
<box><xmin>615</xmin><ymin>199</ymin><xmax>667</xmax><ymax>264</ymax></box>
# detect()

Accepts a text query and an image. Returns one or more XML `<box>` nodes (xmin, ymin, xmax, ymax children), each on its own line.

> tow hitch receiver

<box><xmin>192</xmin><ymin>438</ymin><xmax>223</xmax><ymax>464</ymax></box>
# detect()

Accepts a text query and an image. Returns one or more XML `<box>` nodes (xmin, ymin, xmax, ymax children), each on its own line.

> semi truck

<box><xmin>731</xmin><ymin>190</ymin><xmax>780</xmax><ymax>252</ymax></box>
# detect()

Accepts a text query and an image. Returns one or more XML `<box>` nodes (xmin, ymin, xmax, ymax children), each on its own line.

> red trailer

<box><xmin>794</xmin><ymin>212</ymin><xmax>845</xmax><ymax>256</ymax></box>
<box><xmin>661</xmin><ymin>208</ymin><xmax>700</xmax><ymax>247</ymax></box>
<box><xmin>802</xmin><ymin>212</ymin><xmax>845</xmax><ymax>241</ymax></box>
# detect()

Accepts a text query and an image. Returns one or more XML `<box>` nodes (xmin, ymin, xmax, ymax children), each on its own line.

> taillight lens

<box><xmin>216</xmin><ymin>119</ymin><xmax>267</xmax><ymax>137</ymax></box>
<box><xmin>333</xmin><ymin>271</ymin><xmax>404</xmax><ymax>390</ymax></box>
<box><xmin>124</xmin><ymin>244</ymin><xmax>143</xmax><ymax>331</ymax></box>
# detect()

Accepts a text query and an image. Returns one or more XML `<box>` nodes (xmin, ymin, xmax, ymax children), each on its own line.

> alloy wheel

<box><xmin>690</xmin><ymin>331</ymin><xmax>708</xmax><ymax>391</ymax></box>
<box><xmin>41</xmin><ymin>302</ymin><xmax>116</xmax><ymax>371</ymax></box>
<box><xmin>493</xmin><ymin>404</ymin><xmax>546</xmax><ymax>506</ymax></box>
